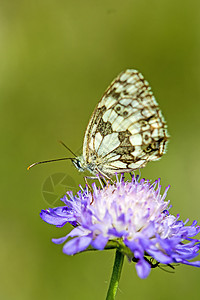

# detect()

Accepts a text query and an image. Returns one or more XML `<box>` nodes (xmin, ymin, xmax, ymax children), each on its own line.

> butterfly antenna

<box><xmin>59</xmin><ymin>140</ymin><xmax>77</xmax><ymax>157</ymax></box>
<box><xmin>27</xmin><ymin>157</ymin><xmax>73</xmax><ymax>170</ymax></box>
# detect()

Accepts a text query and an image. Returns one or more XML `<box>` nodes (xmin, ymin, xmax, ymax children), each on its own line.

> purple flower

<box><xmin>40</xmin><ymin>175</ymin><xmax>200</xmax><ymax>279</ymax></box>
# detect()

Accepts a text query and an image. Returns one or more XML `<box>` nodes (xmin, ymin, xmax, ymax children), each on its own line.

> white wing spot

<box><xmin>110</xmin><ymin>161</ymin><xmax>127</xmax><ymax>169</ymax></box>
<box><xmin>89</xmin><ymin>137</ymin><xmax>94</xmax><ymax>151</ymax></box>
<box><xmin>135</xmin><ymin>81</ymin><xmax>144</xmax><ymax>89</ymax></box>
<box><xmin>128</xmin><ymin>111</ymin><xmax>143</xmax><ymax>124</ymax></box>
<box><xmin>104</xmin><ymin>96</ymin><xmax>117</xmax><ymax>109</ymax></box>
<box><xmin>97</xmin><ymin>133</ymin><xmax>120</xmax><ymax>156</ymax></box>
<box><xmin>94</xmin><ymin>132</ymin><xmax>103</xmax><ymax>151</ymax></box>
<box><xmin>129</xmin><ymin>160</ymin><xmax>146</xmax><ymax>169</ymax></box>
<box><xmin>127</xmin><ymin>76</ymin><xmax>137</xmax><ymax>84</ymax></box>
<box><xmin>130</xmin><ymin>134</ymin><xmax>143</xmax><ymax>146</ymax></box>
<box><xmin>115</xmin><ymin>84</ymin><xmax>125</xmax><ymax>93</ymax></box>
<box><xmin>102</xmin><ymin>108</ymin><xmax>118</xmax><ymax>123</ymax></box>
<box><xmin>126</xmin><ymin>85</ymin><xmax>137</xmax><ymax>94</ymax></box>
<box><xmin>120</xmin><ymin>73</ymin><xmax>129</xmax><ymax>81</ymax></box>
<box><xmin>131</xmin><ymin>146</ymin><xmax>143</xmax><ymax>157</ymax></box>
<box><xmin>152</xmin><ymin>129</ymin><xmax>159</xmax><ymax>138</ymax></box>
<box><xmin>128</xmin><ymin>123</ymin><xmax>143</xmax><ymax>135</ymax></box>
<box><xmin>116</xmin><ymin>117</ymin><xmax>134</xmax><ymax>132</ymax></box>
<box><xmin>111</xmin><ymin>115</ymin><xmax>124</xmax><ymax>131</ymax></box>
<box><xmin>139</xmin><ymin>73</ymin><xmax>144</xmax><ymax>80</ymax></box>
<box><xmin>105</xmin><ymin>153</ymin><xmax>121</xmax><ymax>161</ymax></box>
<box><xmin>119</xmin><ymin>98</ymin><xmax>132</xmax><ymax>106</ymax></box>
<box><xmin>131</xmin><ymin>100</ymin><xmax>141</xmax><ymax>108</ymax></box>
<box><xmin>113</xmin><ymin>82</ymin><xmax>120</xmax><ymax>88</ymax></box>
<box><xmin>142</xmin><ymin>108</ymin><xmax>154</xmax><ymax>118</ymax></box>
<box><xmin>150</xmin><ymin>121</ymin><xmax>161</xmax><ymax>129</ymax></box>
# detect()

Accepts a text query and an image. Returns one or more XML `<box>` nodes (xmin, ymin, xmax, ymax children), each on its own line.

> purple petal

<box><xmin>52</xmin><ymin>227</ymin><xmax>88</xmax><ymax>244</ymax></box>
<box><xmin>91</xmin><ymin>235</ymin><xmax>109</xmax><ymax>250</ymax></box>
<box><xmin>125</xmin><ymin>239</ymin><xmax>143</xmax><ymax>253</ymax></box>
<box><xmin>175</xmin><ymin>258</ymin><xmax>200</xmax><ymax>267</ymax></box>
<box><xmin>40</xmin><ymin>209</ymin><xmax>68</xmax><ymax>226</ymax></box>
<box><xmin>40</xmin><ymin>207</ymin><xmax>77</xmax><ymax>227</ymax></box>
<box><xmin>52</xmin><ymin>234</ymin><xmax>70</xmax><ymax>244</ymax></box>
<box><xmin>147</xmin><ymin>247</ymin><xmax>172</xmax><ymax>264</ymax></box>
<box><xmin>63</xmin><ymin>236</ymin><xmax>92</xmax><ymax>255</ymax></box>
<box><xmin>108</xmin><ymin>228</ymin><xmax>128</xmax><ymax>238</ymax></box>
<box><xmin>136</xmin><ymin>258</ymin><xmax>151</xmax><ymax>279</ymax></box>
<box><xmin>40</xmin><ymin>174</ymin><xmax>200</xmax><ymax>277</ymax></box>
<box><xmin>141</xmin><ymin>222</ymin><xmax>155</xmax><ymax>238</ymax></box>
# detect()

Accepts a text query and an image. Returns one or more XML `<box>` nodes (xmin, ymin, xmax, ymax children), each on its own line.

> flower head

<box><xmin>40</xmin><ymin>175</ymin><xmax>200</xmax><ymax>278</ymax></box>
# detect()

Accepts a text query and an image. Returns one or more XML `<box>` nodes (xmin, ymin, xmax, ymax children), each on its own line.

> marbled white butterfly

<box><xmin>72</xmin><ymin>69</ymin><xmax>169</xmax><ymax>179</ymax></box>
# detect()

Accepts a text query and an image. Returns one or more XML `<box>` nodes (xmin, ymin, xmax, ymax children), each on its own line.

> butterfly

<box><xmin>71</xmin><ymin>69</ymin><xmax>169</xmax><ymax>179</ymax></box>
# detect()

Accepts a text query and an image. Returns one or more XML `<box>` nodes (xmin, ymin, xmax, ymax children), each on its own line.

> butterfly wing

<box><xmin>83</xmin><ymin>69</ymin><xmax>169</xmax><ymax>176</ymax></box>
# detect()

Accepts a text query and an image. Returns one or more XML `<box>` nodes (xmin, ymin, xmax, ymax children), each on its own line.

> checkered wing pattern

<box><xmin>80</xmin><ymin>69</ymin><xmax>169</xmax><ymax>177</ymax></box>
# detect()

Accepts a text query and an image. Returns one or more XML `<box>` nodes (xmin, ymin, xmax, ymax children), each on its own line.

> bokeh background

<box><xmin>1</xmin><ymin>1</ymin><xmax>200</xmax><ymax>299</ymax></box>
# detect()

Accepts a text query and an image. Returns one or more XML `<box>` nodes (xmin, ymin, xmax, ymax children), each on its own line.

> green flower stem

<box><xmin>106</xmin><ymin>250</ymin><xmax>124</xmax><ymax>300</ymax></box>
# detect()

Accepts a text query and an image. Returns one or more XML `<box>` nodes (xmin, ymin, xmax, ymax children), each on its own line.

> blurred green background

<box><xmin>1</xmin><ymin>0</ymin><xmax>200</xmax><ymax>299</ymax></box>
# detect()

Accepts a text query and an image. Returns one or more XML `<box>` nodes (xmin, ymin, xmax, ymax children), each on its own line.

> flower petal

<box><xmin>136</xmin><ymin>258</ymin><xmax>151</xmax><ymax>279</ymax></box>
<box><xmin>91</xmin><ymin>235</ymin><xmax>109</xmax><ymax>250</ymax></box>
<box><xmin>63</xmin><ymin>236</ymin><xmax>92</xmax><ymax>255</ymax></box>
<box><xmin>40</xmin><ymin>174</ymin><xmax>200</xmax><ymax>278</ymax></box>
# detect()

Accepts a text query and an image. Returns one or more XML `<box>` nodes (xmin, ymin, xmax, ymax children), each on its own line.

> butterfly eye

<box><xmin>72</xmin><ymin>158</ymin><xmax>85</xmax><ymax>172</ymax></box>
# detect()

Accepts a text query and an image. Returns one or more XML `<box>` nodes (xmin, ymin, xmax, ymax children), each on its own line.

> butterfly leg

<box><xmin>84</xmin><ymin>173</ymin><xmax>110</xmax><ymax>204</ymax></box>
<box><xmin>84</xmin><ymin>176</ymin><xmax>95</xmax><ymax>204</ymax></box>
<box><xmin>95</xmin><ymin>168</ymin><xmax>114</xmax><ymax>184</ymax></box>
<box><xmin>84</xmin><ymin>175</ymin><xmax>106</xmax><ymax>189</ymax></box>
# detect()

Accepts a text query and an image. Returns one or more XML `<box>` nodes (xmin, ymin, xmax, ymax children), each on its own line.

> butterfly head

<box><xmin>72</xmin><ymin>156</ymin><xmax>86</xmax><ymax>173</ymax></box>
